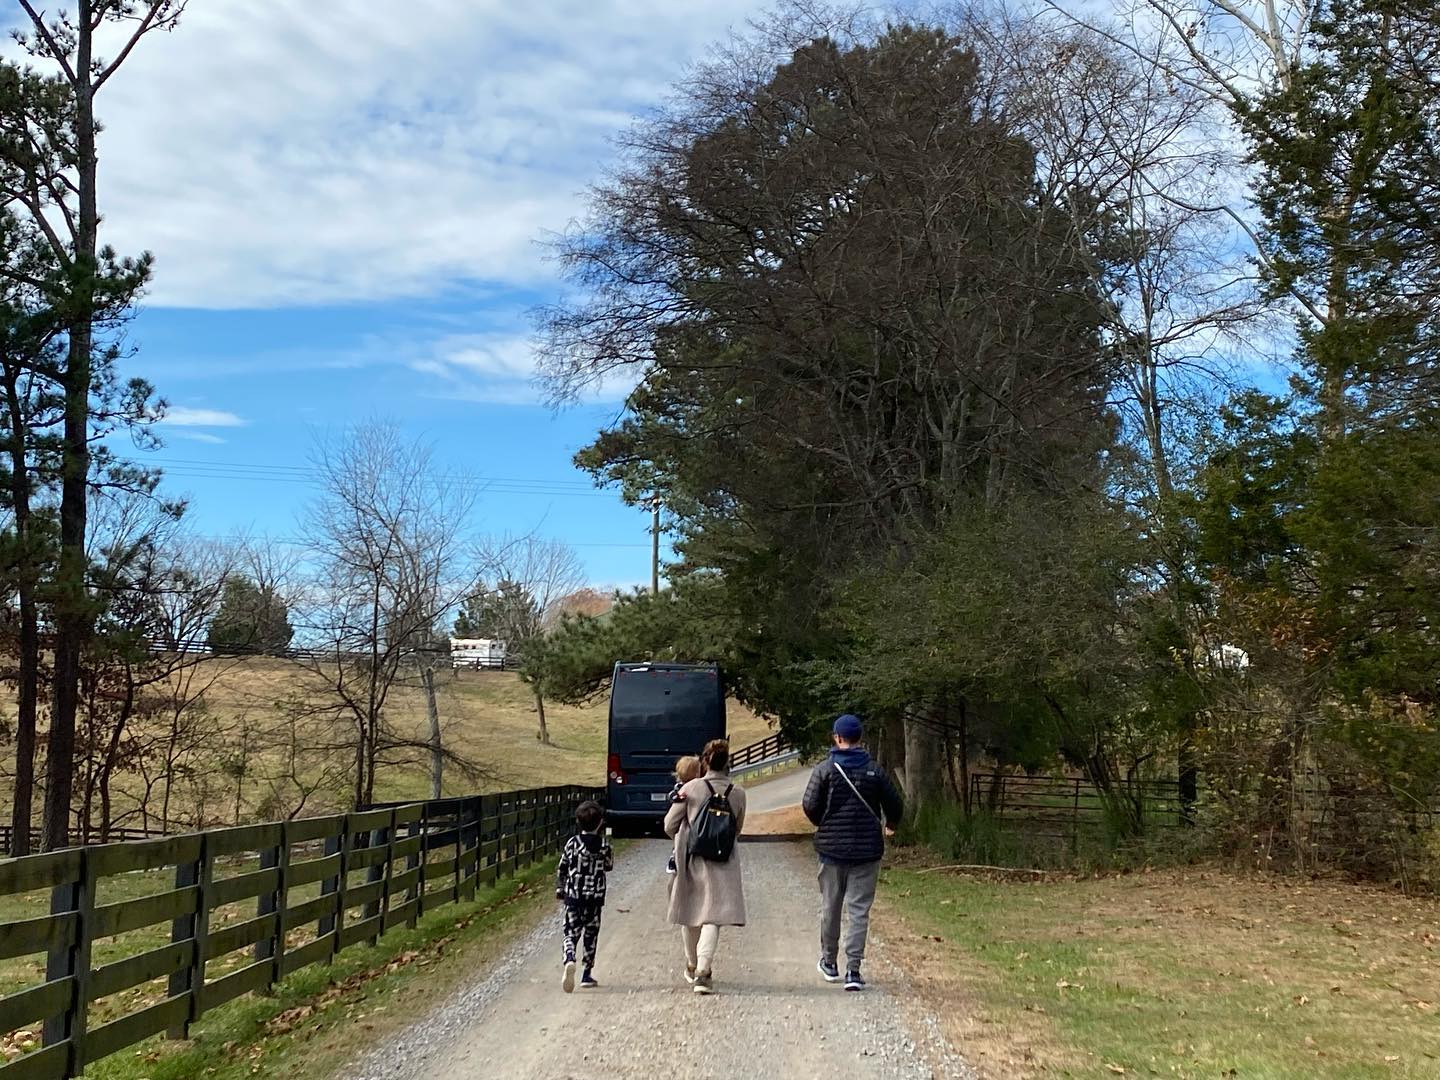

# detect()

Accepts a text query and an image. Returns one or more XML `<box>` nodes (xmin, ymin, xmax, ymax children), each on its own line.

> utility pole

<box><xmin>651</xmin><ymin>495</ymin><xmax>661</xmax><ymax>595</ymax></box>
<box><xmin>422</xmin><ymin>665</ymin><xmax>443</xmax><ymax>800</ymax></box>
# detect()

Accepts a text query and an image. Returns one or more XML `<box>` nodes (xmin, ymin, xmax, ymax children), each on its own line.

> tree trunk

<box><xmin>1136</xmin><ymin>347</ymin><xmax>1201</xmax><ymax>824</ymax></box>
<box><xmin>534</xmin><ymin>685</ymin><xmax>549</xmax><ymax>746</ymax></box>
<box><xmin>4</xmin><ymin>366</ymin><xmax>39</xmax><ymax>857</ymax></box>
<box><xmin>353</xmin><ymin>718</ymin><xmax>367</xmax><ymax>811</ymax></box>
<box><xmin>364</xmin><ymin>709</ymin><xmax>379</xmax><ymax>808</ymax></box>
<box><xmin>872</xmin><ymin>712</ymin><xmax>906</xmax><ymax>793</ymax></box>
<box><xmin>423</xmin><ymin>666</ymin><xmax>443</xmax><ymax>799</ymax></box>
<box><xmin>97</xmin><ymin>679</ymin><xmax>136</xmax><ymax>844</ymax></box>
<box><xmin>901</xmin><ymin>714</ymin><xmax>945</xmax><ymax>823</ymax></box>
<box><xmin>44</xmin><ymin>4</ymin><xmax>99</xmax><ymax>852</ymax></box>
<box><xmin>956</xmin><ymin>697</ymin><xmax>970</xmax><ymax>820</ymax></box>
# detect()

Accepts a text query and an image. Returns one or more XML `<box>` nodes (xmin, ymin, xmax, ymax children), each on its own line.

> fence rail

<box><xmin>144</xmin><ymin>638</ymin><xmax>520</xmax><ymax>669</ymax></box>
<box><xmin>729</xmin><ymin>732</ymin><xmax>790</xmax><ymax>769</ymax></box>
<box><xmin>0</xmin><ymin>827</ymin><xmax>168</xmax><ymax>855</ymax></box>
<box><xmin>0</xmin><ymin>785</ymin><xmax>598</xmax><ymax>1079</ymax></box>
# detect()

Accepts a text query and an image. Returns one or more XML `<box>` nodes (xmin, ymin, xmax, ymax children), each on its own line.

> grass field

<box><xmin>882</xmin><ymin>861</ymin><xmax>1440</xmax><ymax>1078</ymax></box>
<box><xmin>198</xmin><ymin>661</ymin><xmax>773</xmax><ymax>800</ymax></box>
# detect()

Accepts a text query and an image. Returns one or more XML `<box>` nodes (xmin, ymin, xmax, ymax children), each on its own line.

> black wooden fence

<box><xmin>146</xmin><ymin>638</ymin><xmax>520</xmax><ymax>670</ymax></box>
<box><xmin>729</xmin><ymin>732</ymin><xmax>790</xmax><ymax>769</ymax></box>
<box><xmin>0</xmin><ymin>786</ymin><xmax>598</xmax><ymax>1079</ymax></box>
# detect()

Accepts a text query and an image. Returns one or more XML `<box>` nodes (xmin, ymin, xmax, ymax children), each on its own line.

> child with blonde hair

<box><xmin>665</xmin><ymin>755</ymin><xmax>703</xmax><ymax>875</ymax></box>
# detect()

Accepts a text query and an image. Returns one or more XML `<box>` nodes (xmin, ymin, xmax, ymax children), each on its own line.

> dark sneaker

<box><xmin>844</xmin><ymin>968</ymin><xmax>865</xmax><ymax>992</ymax></box>
<box><xmin>562</xmin><ymin>960</ymin><xmax>577</xmax><ymax>994</ymax></box>
<box><xmin>579</xmin><ymin>970</ymin><xmax>599</xmax><ymax>989</ymax></box>
<box><xmin>693</xmin><ymin>971</ymin><xmax>714</xmax><ymax>995</ymax></box>
<box><xmin>666</xmin><ymin>855</ymin><xmax>677</xmax><ymax>875</ymax></box>
<box><xmin>817</xmin><ymin>959</ymin><xmax>841</xmax><ymax>983</ymax></box>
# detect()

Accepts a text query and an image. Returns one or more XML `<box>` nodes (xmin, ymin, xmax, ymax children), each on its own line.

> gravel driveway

<box><xmin>343</xmin><ymin>838</ymin><xmax>974</xmax><ymax>1080</ymax></box>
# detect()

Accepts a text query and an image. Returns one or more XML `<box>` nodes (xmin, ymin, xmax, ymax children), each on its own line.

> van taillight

<box><xmin>607</xmin><ymin>753</ymin><xmax>627</xmax><ymax>785</ymax></box>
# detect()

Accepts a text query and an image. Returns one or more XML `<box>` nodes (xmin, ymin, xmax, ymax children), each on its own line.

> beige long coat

<box><xmin>664</xmin><ymin>771</ymin><xmax>747</xmax><ymax>927</ymax></box>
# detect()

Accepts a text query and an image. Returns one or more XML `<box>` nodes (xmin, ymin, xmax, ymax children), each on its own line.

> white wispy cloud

<box><xmin>158</xmin><ymin>406</ymin><xmax>248</xmax><ymax>428</ymax></box>
<box><xmin>42</xmin><ymin>0</ymin><xmax>768</xmax><ymax>310</ymax></box>
<box><xmin>403</xmin><ymin>330</ymin><xmax>639</xmax><ymax>405</ymax></box>
<box><xmin>172</xmin><ymin>431</ymin><xmax>228</xmax><ymax>445</ymax></box>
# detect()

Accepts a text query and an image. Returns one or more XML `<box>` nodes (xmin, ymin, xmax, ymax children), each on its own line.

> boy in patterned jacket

<box><xmin>555</xmin><ymin>799</ymin><xmax>613</xmax><ymax>992</ymax></box>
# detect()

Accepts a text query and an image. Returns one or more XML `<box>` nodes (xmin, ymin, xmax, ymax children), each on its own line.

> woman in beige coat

<box><xmin>664</xmin><ymin>738</ymin><xmax>746</xmax><ymax>994</ymax></box>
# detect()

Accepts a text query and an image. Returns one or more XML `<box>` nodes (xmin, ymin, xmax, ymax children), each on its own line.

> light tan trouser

<box><xmin>681</xmin><ymin>924</ymin><xmax>720</xmax><ymax>974</ymax></box>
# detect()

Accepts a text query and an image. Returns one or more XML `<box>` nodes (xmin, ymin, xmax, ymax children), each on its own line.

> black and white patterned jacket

<box><xmin>555</xmin><ymin>831</ymin><xmax>613</xmax><ymax>905</ymax></box>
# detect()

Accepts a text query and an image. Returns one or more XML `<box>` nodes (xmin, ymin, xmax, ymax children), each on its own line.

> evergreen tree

<box><xmin>453</xmin><ymin>579</ymin><xmax>538</xmax><ymax>642</ymax></box>
<box><xmin>207</xmin><ymin>577</ymin><xmax>294</xmax><ymax>655</ymax></box>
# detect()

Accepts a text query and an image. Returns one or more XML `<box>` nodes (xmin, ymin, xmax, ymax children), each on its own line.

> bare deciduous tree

<box><xmin>967</xmin><ymin>10</ymin><xmax>1269</xmax><ymax>812</ymax></box>
<box><xmin>296</xmin><ymin>422</ymin><xmax>485</xmax><ymax>808</ymax></box>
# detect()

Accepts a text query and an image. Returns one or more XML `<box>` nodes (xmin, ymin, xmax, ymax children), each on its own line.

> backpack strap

<box><xmin>834</xmin><ymin>762</ymin><xmax>883</xmax><ymax>825</ymax></box>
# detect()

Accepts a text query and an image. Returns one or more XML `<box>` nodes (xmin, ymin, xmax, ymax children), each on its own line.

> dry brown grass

<box><xmin>0</xmin><ymin>660</ymin><xmax>774</xmax><ymax>829</ymax></box>
<box><xmin>882</xmin><ymin>863</ymin><xmax>1440</xmax><ymax>1078</ymax></box>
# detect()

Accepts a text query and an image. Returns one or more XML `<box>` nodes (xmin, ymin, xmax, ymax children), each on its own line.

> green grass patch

<box><xmin>882</xmin><ymin>865</ymin><xmax>1440</xmax><ymax>1078</ymax></box>
<box><xmin>64</xmin><ymin>858</ymin><xmax>559</xmax><ymax>1080</ymax></box>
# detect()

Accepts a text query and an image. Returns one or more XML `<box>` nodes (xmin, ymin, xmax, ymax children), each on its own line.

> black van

<box><xmin>606</xmin><ymin>661</ymin><xmax>725</xmax><ymax>825</ymax></box>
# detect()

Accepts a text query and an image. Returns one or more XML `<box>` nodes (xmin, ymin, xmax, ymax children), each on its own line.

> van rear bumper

<box><xmin>605</xmin><ymin>807</ymin><xmax>666</xmax><ymax>820</ymax></box>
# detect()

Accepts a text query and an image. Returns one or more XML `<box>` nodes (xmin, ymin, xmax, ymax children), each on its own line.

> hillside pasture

<box><xmin>0</xmin><ymin>662</ymin><xmax>773</xmax><ymax>836</ymax></box>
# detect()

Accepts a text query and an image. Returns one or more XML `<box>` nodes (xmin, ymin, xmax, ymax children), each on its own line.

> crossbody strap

<box><xmin>833</xmin><ymin>762</ymin><xmax>883</xmax><ymax>825</ymax></box>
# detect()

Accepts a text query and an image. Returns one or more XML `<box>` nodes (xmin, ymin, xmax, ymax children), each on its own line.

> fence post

<box><xmin>460</xmin><ymin>797</ymin><xmax>479</xmax><ymax>901</ymax></box>
<box><xmin>167</xmin><ymin>833</ymin><xmax>213</xmax><ymax>1039</ymax></box>
<box><xmin>518</xmin><ymin>792</ymin><xmax>531</xmax><ymax>869</ymax></box>
<box><xmin>1071</xmin><ymin>778</ymin><xmax>1082</xmax><ymax>855</ymax></box>
<box><xmin>408</xmin><ymin>807</ymin><xmax>425</xmax><ymax>927</ymax></box>
<box><xmin>546</xmin><ymin>791</ymin><xmax>559</xmax><ymax>855</ymax></box>
<box><xmin>44</xmin><ymin>847</ymin><xmax>94</xmax><ymax>1076</ymax></box>
<box><xmin>450</xmin><ymin>804</ymin><xmax>463</xmax><ymax>901</ymax></box>
<box><xmin>504</xmin><ymin>794</ymin><xmax>517</xmax><ymax>880</ymax></box>
<box><xmin>255</xmin><ymin>820</ymin><xmax>291</xmax><ymax>988</ymax></box>
<box><xmin>363</xmin><ymin>811</ymin><xmax>394</xmax><ymax>945</ymax></box>
<box><xmin>319</xmin><ymin>818</ymin><xmax>350</xmax><ymax>955</ymax></box>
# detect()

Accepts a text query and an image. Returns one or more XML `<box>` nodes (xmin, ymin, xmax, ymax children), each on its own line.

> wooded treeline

<box><xmin>532</xmin><ymin>1</ymin><xmax>1440</xmax><ymax>882</ymax></box>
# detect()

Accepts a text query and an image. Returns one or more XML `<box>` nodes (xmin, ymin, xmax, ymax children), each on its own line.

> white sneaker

<box><xmin>562</xmin><ymin>960</ymin><xmax>576</xmax><ymax>994</ymax></box>
<box><xmin>684</xmin><ymin>965</ymin><xmax>698</xmax><ymax>985</ymax></box>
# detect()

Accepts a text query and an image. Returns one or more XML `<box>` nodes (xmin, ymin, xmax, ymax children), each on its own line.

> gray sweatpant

<box><xmin>818</xmin><ymin>858</ymin><xmax>881</xmax><ymax>969</ymax></box>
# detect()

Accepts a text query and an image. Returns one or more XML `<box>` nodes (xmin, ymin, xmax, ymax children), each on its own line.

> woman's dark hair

<box><xmin>575</xmin><ymin>799</ymin><xmax>604</xmax><ymax>832</ymax></box>
<box><xmin>701</xmin><ymin>738</ymin><xmax>730</xmax><ymax>774</ymax></box>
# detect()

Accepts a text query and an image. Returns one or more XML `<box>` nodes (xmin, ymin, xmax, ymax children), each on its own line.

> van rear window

<box><xmin>611</xmin><ymin>670</ymin><xmax>717</xmax><ymax>732</ymax></box>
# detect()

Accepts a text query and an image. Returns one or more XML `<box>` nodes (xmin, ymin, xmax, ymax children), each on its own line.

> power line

<box><xmin>154</xmin><ymin>456</ymin><xmax>598</xmax><ymax>487</ymax></box>
<box><xmin>181</xmin><ymin>532</ymin><xmax>650</xmax><ymax>550</ymax></box>
<box><xmin>121</xmin><ymin>456</ymin><xmax>616</xmax><ymax>498</ymax></box>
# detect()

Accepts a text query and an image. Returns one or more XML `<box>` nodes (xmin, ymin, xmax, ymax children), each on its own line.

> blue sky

<box><xmin>41</xmin><ymin>0</ymin><xmax>772</xmax><ymax>586</ymax></box>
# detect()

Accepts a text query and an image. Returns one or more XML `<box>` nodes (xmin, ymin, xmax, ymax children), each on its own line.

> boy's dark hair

<box><xmin>575</xmin><ymin>799</ymin><xmax>604</xmax><ymax>832</ymax></box>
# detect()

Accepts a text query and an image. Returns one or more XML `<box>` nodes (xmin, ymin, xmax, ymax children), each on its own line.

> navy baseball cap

<box><xmin>833</xmin><ymin>714</ymin><xmax>863</xmax><ymax>740</ymax></box>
